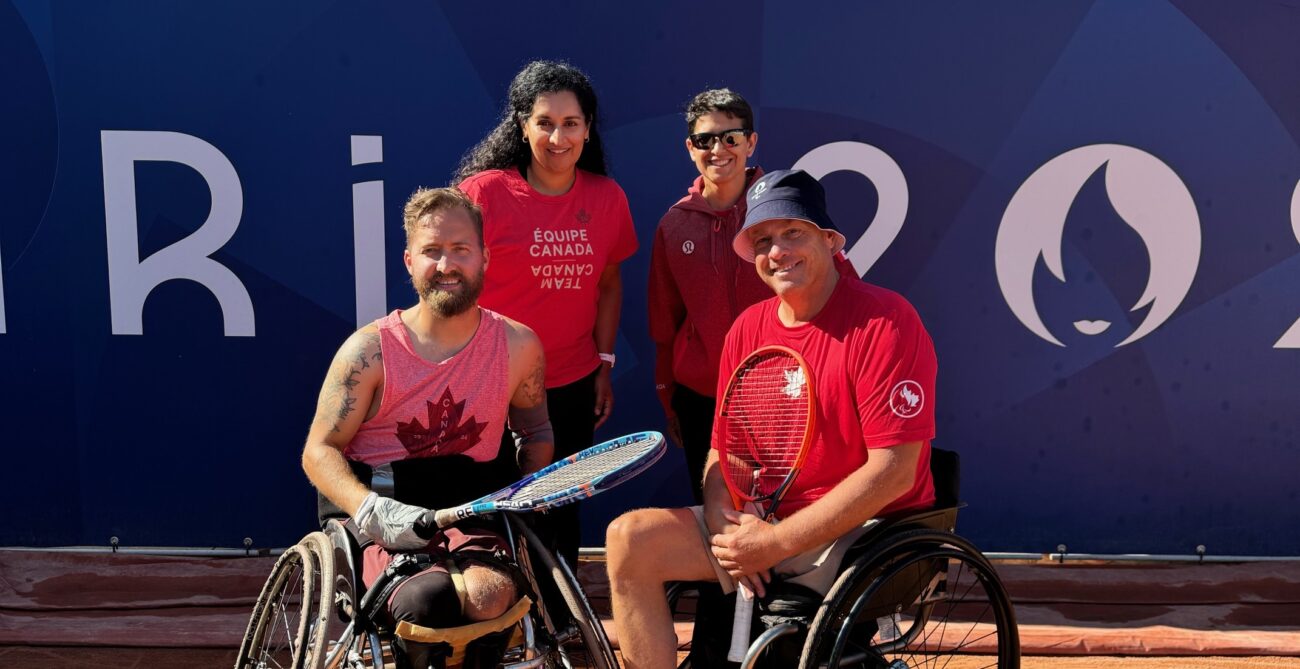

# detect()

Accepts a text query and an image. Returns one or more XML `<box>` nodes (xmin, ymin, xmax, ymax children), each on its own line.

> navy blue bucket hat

<box><xmin>732</xmin><ymin>169</ymin><xmax>847</xmax><ymax>262</ymax></box>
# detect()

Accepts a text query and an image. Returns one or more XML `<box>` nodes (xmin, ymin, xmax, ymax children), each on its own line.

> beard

<box><xmin>414</xmin><ymin>267</ymin><xmax>484</xmax><ymax>317</ymax></box>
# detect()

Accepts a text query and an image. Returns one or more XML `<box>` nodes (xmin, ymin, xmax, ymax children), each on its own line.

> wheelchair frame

<box><xmin>234</xmin><ymin>513</ymin><xmax>618</xmax><ymax>669</ymax></box>
<box><xmin>675</xmin><ymin>448</ymin><xmax>1020</xmax><ymax>669</ymax></box>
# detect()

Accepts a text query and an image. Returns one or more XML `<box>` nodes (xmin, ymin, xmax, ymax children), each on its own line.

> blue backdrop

<box><xmin>2</xmin><ymin>0</ymin><xmax>1297</xmax><ymax>554</ymax></box>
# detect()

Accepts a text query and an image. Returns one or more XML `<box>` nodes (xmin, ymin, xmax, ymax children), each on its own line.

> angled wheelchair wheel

<box><xmin>299</xmin><ymin>531</ymin><xmax>337</xmax><ymax>669</ymax></box>
<box><xmin>508</xmin><ymin>515</ymin><xmax>618</xmax><ymax>669</ymax></box>
<box><xmin>799</xmin><ymin>530</ymin><xmax>1019</xmax><ymax>669</ymax></box>
<box><xmin>235</xmin><ymin>543</ymin><xmax>316</xmax><ymax>669</ymax></box>
<box><xmin>311</xmin><ymin>520</ymin><xmax>389</xmax><ymax>669</ymax></box>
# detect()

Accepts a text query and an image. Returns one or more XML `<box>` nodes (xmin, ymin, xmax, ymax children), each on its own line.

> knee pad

<box><xmin>389</xmin><ymin>568</ymin><xmax>463</xmax><ymax>630</ymax></box>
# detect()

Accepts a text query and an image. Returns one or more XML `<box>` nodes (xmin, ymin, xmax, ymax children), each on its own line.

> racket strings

<box><xmin>507</xmin><ymin>436</ymin><xmax>659</xmax><ymax>501</ymax></box>
<box><xmin>721</xmin><ymin>355</ymin><xmax>811</xmax><ymax>500</ymax></box>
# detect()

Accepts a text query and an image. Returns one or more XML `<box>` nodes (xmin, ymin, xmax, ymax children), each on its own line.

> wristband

<box><xmin>598</xmin><ymin>353</ymin><xmax>616</xmax><ymax>368</ymax></box>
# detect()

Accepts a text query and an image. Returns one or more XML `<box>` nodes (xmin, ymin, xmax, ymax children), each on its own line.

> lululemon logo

<box><xmin>750</xmin><ymin>181</ymin><xmax>768</xmax><ymax>199</ymax></box>
<box><xmin>889</xmin><ymin>380</ymin><xmax>924</xmax><ymax>419</ymax></box>
<box><xmin>995</xmin><ymin>144</ymin><xmax>1201</xmax><ymax>347</ymax></box>
<box><xmin>682</xmin><ymin>240</ymin><xmax>695</xmax><ymax>255</ymax></box>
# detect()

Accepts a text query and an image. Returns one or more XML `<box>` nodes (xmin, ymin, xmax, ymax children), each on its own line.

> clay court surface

<box><xmin>1</xmin><ymin>550</ymin><xmax>1297</xmax><ymax>668</ymax></box>
<box><xmin>1</xmin><ymin>647</ymin><xmax>1297</xmax><ymax>668</ymax></box>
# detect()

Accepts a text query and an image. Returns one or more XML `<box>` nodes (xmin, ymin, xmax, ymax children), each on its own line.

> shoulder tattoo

<box><xmin>519</xmin><ymin>356</ymin><xmax>546</xmax><ymax>407</ymax></box>
<box><xmin>314</xmin><ymin>329</ymin><xmax>381</xmax><ymax>433</ymax></box>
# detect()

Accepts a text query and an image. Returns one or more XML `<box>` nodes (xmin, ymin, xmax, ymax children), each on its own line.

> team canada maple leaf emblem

<box><xmin>394</xmin><ymin>387</ymin><xmax>488</xmax><ymax>457</ymax></box>
<box><xmin>888</xmin><ymin>380</ymin><xmax>924</xmax><ymax>419</ymax></box>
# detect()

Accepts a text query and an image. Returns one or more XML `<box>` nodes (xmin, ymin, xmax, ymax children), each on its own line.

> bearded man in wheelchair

<box><xmin>299</xmin><ymin>187</ymin><xmax>554</xmax><ymax>668</ymax></box>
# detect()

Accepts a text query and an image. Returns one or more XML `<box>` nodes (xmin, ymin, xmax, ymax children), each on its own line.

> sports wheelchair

<box><xmin>234</xmin><ymin>512</ymin><xmax>617</xmax><ymax>669</ymax></box>
<box><xmin>674</xmin><ymin>448</ymin><xmax>1020</xmax><ymax>669</ymax></box>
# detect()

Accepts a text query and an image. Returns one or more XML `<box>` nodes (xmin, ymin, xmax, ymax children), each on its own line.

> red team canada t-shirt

<box><xmin>714</xmin><ymin>276</ymin><xmax>938</xmax><ymax>519</ymax></box>
<box><xmin>460</xmin><ymin>169</ymin><xmax>638</xmax><ymax>388</ymax></box>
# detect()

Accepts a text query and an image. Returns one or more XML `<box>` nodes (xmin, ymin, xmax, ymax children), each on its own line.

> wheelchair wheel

<box><xmin>299</xmin><ymin>531</ymin><xmax>337</xmax><ymax>669</ymax></box>
<box><xmin>798</xmin><ymin>530</ymin><xmax>1019</xmax><ymax>669</ymax></box>
<box><xmin>508</xmin><ymin>516</ymin><xmax>617</xmax><ymax>669</ymax></box>
<box><xmin>235</xmin><ymin>544</ymin><xmax>316</xmax><ymax>669</ymax></box>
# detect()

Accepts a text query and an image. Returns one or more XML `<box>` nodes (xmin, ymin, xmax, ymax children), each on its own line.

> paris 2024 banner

<box><xmin>1</xmin><ymin>1</ymin><xmax>1297</xmax><ymax>554</ymax></box>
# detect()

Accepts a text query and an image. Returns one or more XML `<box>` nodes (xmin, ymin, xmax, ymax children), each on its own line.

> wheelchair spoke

<box><xmin>802</xmin><ymin>532</ymin><xmax>1018</xmax><ymax>669</ymax></box>
<box><xmin>899</xmin><ymin>559</ymin><xmax>1000</xmax><ymax>667</ymax></box>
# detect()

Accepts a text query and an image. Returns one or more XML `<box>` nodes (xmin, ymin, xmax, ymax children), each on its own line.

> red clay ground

<box><xmin>2</xmin><ymin>550</ymin><xmax>1297</xmax><ymax>667</ymax></box>
<box><xmin>1</xmin><ymin>647</ymin><xmax>1297</xmax><ymax>668</ymax></box>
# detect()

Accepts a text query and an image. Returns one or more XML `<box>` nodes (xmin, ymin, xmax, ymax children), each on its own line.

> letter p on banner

<box><xmin>101</xmin><ymin>131</ymin><xmax>254</xmax><ymax>336</ymax></box>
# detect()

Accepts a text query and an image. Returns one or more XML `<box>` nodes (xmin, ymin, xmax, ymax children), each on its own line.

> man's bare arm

<box><xmin>505</xmin><ymin>320</ymin><xmax>554</xmax><ymax>474</ymax></box>
<box><xmin>302</xmin><ymin>325</ymin><xmax>384</xmax><ymax>517</ymax></box>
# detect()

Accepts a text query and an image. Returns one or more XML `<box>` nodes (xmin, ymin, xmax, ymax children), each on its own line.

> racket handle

<box><xmin>415</xmin><ymin>508</ymin><xmax>462</xmax><ymax>536</ymax></box>
<box><xmin>727</xmin><ymin>582</ymin><xmax>755</xmax><ymax>663</ymax></box>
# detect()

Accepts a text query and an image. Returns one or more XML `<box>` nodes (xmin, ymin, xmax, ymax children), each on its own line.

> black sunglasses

<box><xmin>688</xmin><ymin>128</ymin><xmax>752</xmax><ymax>151</ymax></box>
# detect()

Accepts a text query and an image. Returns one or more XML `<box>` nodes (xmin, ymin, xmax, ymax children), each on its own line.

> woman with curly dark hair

<box><xmin>456</xmin><ymin>60</ymin><xmax>637</xmax><ymax>565</ymax></box>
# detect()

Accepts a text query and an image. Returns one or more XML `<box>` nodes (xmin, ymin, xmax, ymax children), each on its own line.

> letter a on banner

<box><xmin>101</xmin><ymin>130</ymin><xmax>254</xmax><ymax>336</ymax></box>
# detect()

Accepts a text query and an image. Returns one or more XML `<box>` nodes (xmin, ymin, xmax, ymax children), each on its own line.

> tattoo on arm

<box><xmin>312</xmin><ymin>329</ymin><xmax>381</xmax><ymax>434</ymax></box>
<box><xmin>519</xmin><ymin>358</ymin><xmax>546</xmax><ymax>407</ymax></box>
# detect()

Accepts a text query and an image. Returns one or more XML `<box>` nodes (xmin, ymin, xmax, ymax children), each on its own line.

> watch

<box><xmin>598</xmin><ymin>353</ymin><xmax>616</xmax><ymax>368</ymax></box>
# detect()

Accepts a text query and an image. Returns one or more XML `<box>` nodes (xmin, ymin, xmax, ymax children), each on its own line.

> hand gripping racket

<box><xmin>717</xmin><ymin>346</ymin><xmax>816</xmax><ymax>662</ymax></box>
<box><xmin>415</xmin><ymin>431</ymin><xmax>665</xmax><ymax>532</ymax></box>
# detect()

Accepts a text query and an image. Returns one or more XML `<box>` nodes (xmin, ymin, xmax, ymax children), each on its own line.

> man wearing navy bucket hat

<box><xmin>608</xmin><ymin>169</ymin><xmax>940</xmax><ymax>668</ymax></box>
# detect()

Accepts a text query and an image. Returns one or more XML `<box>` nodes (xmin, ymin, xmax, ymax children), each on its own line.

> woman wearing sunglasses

<box><xmin>455</xmin><ymin>60</ymin><xmax>636</xmax><ymax>567</ymax></box>
<box><xmin>647</xmin><ymin>89</ymin><xmax>856</xmax><ymax>504</ymax></box>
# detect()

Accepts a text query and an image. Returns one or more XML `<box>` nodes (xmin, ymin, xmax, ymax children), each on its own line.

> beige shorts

<box><xmin>689</xmin><ymin>506</ymin><xmax>879</xmax><ymax>597</ymax></box>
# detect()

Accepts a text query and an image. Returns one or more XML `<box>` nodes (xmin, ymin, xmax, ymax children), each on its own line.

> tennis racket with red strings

<box><xmin>716</xmin><ymin>345</ymin><xmax>817</xmax><ymax>662</ymax></box>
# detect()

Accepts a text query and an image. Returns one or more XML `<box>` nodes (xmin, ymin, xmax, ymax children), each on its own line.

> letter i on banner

<box><xmin>352</xmin><ymin>135</ymin><xmax>386</xmax><ymax>327</ymax></box>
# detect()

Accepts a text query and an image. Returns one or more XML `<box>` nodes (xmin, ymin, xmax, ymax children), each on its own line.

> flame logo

<box><xmin>995</xmin><ymin>144</ymin><xmax>1201</xmax><ymax>347</ymax></box>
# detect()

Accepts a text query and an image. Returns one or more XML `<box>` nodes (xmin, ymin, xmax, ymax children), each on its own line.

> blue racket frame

<box><xmin>428</xmin><ymin>431</ymin><xmax>665</xmax><ymax>529</ymax></box>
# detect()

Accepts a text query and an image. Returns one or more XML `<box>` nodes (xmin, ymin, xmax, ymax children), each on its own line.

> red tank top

<box><xmin>344</xmin><ymin>308</ymin><xmax>510</xmax><ymax>466</ymax></box>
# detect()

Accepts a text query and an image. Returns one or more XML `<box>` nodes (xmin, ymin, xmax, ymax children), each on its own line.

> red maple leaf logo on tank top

<box><xmin>394</xmin><ymin>387</ymin><xmax>488</xmax><ymax>458</ymax></box>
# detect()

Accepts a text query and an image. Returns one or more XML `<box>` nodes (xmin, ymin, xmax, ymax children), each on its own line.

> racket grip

<box><xmin>727</xmin><ymin>582</ymin><xmax>755</xmax><ymax>663</ymax></box>
<box><xmin>416</xmin><ymin>508</ymin><xmax>461</xmax><ymax>535</ymax></box>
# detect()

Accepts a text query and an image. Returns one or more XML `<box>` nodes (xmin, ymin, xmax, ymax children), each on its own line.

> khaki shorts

<box><xmin>689</xmin><ymin>506</ymin><xmax>879</xmax><ymax>597</ymax></box>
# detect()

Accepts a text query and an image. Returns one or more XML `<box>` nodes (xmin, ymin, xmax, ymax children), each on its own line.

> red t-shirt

<box><xmin>460</xmin><ymin>169</ymin><xmax>638</xmax><ymax>387</ymax></box>
<box><xmin>714</xmin><ymin>276</ymin><xmax>937</xmax><ymax>518</ymax></box>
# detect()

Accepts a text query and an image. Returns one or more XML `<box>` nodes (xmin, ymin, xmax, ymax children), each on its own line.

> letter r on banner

<box><xmin>101</xmin><ymin>130</ymin><xmax>254</xmax><ymax>336</ymax></box>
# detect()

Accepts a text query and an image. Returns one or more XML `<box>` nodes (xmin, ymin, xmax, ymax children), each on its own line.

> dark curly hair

<box><xmin>455</xmin><ymin>60</ymin><xmax>608</xmax><ymax>183</ymax></box>
<box><xmin>685</xmin><ymin>88</ymin><xmax>754</xmax><ymax>134</ymax></box>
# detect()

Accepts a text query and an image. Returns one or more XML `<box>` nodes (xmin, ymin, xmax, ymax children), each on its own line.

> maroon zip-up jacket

<box><xmin>648</xmin><ymin>167</ymin><xmax>857</xmax><ymax>413</ymax></box>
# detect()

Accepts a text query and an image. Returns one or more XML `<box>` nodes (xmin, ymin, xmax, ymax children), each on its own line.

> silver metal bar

<box><xmin>579</xmin><ymin>546</ymin><xmax>1300</xmax><ymax>564</ymax></box>
<box><xmin>1037</xmin><ymin>552</ymin><xmax>1300</xmax><ymax>563</ymax></box>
